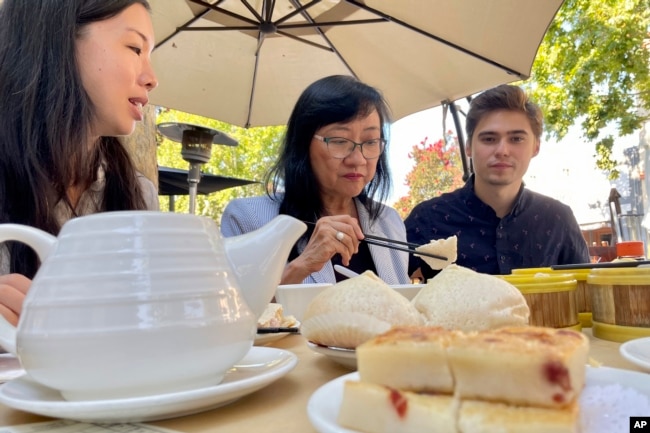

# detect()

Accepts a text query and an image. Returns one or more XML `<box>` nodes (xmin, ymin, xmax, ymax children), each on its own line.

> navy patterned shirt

<box><xmin>405</xmin><ymin>176</ymin><xmax>590</xmax><ymax>279</ymax></box>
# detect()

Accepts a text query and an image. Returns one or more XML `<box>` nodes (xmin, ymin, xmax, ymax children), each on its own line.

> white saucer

<box><xmin>0</xmin><ymin>346</ymin><xmax>297</xmax><ymax>423</ymax></box>
<box><xmin>307</xmin><ymin>367</ymin><xmax>650</xmax><ymax>433</ymax></box>
<box><xmin>307</xmin><ymin>341</ymin><xmax>356</xmax><ymax>370</ymax></box>
<box><xmin>255</xmin><ymin>321</ymin><xmax>301</xmax><ymax>346</ymax></box>
<box><xmin>620</xmin><ymin>336</ymin><xmax>650</xmax><ymax>371</ymax></box>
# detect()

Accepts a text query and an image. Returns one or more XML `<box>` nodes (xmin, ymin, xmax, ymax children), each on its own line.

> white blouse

<box><xmin>0</xmin><ymin>166</ymin><xmax>159</xmax><ymax>275</ymax></box>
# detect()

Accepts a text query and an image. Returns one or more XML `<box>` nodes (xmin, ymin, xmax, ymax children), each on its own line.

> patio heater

<box><xmin>157</xmin><ymin>122</ymin><xmax>238</xmax><ymax>214</ymax></box>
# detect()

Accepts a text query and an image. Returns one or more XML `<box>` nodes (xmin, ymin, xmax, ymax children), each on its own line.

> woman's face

<box><xmin>75</xmin><ymin>3</ymin><xmax>158</xmax><ymax>138</ymax></box>
<box><xmin>310</xmin><ymin>110</ymin><xmax>382</xmax><ymax>203</ymax></box>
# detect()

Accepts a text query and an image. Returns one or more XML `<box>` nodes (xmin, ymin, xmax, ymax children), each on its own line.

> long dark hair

<box><xmin>0</xmin><ymin>0</ymin><xmax>151</xmax><ymax>278</ymax></box>
<box><xmin>266</xmin><ymin>75</ymin><xmax>393</xmax><ymax>225</ymax></box>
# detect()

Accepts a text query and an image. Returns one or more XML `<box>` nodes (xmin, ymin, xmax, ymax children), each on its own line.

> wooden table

<box><xmin>0</xmin><ymin>329</ymin><xmax>644</xmax><ymax>432</ymax></box>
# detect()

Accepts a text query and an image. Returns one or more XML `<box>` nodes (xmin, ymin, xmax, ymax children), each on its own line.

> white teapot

<box><xmin>0</xmin><ymin>211</ymin><xmax>306</xmax><ymax>401</ymax></box>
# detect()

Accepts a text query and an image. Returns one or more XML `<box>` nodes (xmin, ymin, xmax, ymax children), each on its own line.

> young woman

<box><xmin>0</xmin><ymin>0</ymin><xmax>159</xmax><ymax>325</ymax></box>
<box><xmin>221</xmin><ymin>75</ymin><xmax>410</xmax><ymax>285</ymax></box>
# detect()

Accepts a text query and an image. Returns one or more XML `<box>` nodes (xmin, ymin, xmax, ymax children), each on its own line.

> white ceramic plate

<box><xmin>254</xmin><ymin>332</ymin><xmax>292</xmax><ymax>346</ymax></box>
<box><xmin>0</xmin><ymin>346</ymin><xmax>297</xmax><ymax>423</ymax></box>
<box><xmin>307</xmin><ymin>341</ymin><xmax>356</xmax><ymax>370</ymax></box>
<box><xmin>254</xmin><ymin>321</ymin><xmax>301</xmax><ymax>346</ymax></box>
<box><xmin>307</xmin><ymin>367</ymin><xmax>650</xmax><ymax>433</ymax></box>
<box><xmin>620</xmin><ymin>337</ymin><xmax>650</xmax><ymax>371</ymax></box>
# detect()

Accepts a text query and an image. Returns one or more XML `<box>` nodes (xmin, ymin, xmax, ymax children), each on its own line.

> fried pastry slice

<box><xmin>357</xmin><ymin>326</ymin><xmax>458</xmax><ymax>393</ymax></box>
<box><xmin>338</xmin><ymin>380</ymin><xmax>457</xmax><ymax>433</ymax></box>
<box><xmin>458</xmin><ymin>399</ymin><xmax>579</xmax><ymax>433</ymax></box>
<box><xmin>448</xmin><ymin>327</ymin><xmax>589</xmax><ymax>408</ymax></box>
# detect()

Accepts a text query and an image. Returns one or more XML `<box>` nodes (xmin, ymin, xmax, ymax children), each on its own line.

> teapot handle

<box><xmin>0</xmin><ymin>224</ymin><xmax>57</xmax><ymax>261</ymax></box>
<box><xmin>0</xmin><ymin>224</ymin><xmax>57</xmax><ymax>354</ymax></box>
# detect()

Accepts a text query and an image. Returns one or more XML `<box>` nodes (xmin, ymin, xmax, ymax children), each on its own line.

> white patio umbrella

<box><xmin>148</xmin><ymin>0</ymin><xmax>564</xmax><ymax>129</ymax></box>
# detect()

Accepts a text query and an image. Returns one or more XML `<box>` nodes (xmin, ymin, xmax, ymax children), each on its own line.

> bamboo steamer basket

<box><xmin>512</xmin><ymin>268</ymin><xmax>591</xmax><ymax>327</ymax></box>
<box><xmin>568</xmin><ymin>269</ymin><xmax>592</xmax><ymax>327</ymax></box>
<box><xmin>587</xmin><ymin>267</ymin><xmax>650</xmax><ymax>342</ymax></box>
<box><xmin>499</xmin><ymin>273</ymin><xmax>579</xmax><ymax>330</ymax></box>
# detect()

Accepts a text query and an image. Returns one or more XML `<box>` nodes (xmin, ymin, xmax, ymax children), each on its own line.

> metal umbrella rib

<box><xmin>149</xmin><ymin>0</ymin><xmax>564</xmax><ymax>134</ymax></box>
<box><xmin>346</xmin><ymin>0</ymin><xmax>528</xmax><ymax>79</ymax></box>
<box><xmin>173</xmin><ymin>0</ymin><xmax>529</xmax><ymax>79</ymax></box>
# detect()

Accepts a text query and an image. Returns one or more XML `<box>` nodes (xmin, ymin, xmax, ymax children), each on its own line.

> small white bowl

<box><xmin>620</xmin><ymin>336</ymin><xmax>650</xmax><ymax>372</ymax></box>
<box><xmin>274</xmin><ymin>284</ymin><xmax>332</xmax><ymax>322</ymax></box>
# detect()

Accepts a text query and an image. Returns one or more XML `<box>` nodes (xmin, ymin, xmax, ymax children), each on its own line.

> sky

<box><xmin>387</xmin><ymin>106</ymin><xmax>639</xmax><ymax>225</ymax></box>
<box><xmin>388</xmin><ymin>105</ymin><xmax>451</xmax><ymax>203</ymax></box>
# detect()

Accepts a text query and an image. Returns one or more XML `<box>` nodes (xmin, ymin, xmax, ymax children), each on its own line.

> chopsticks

<box><xmin>551</xmin><ymin>260</ymin><xmax>650</xmax><ymax>270</ymax></box>
<box><xmin>302</xmin><ymin>221</ymin><xmax>447</xmax><ymax>261</ymax></box>
<box><xmin>362</xmin><ymin>236</ymin><xmax>447</xmax><ymax>260</ymax></box>
<box><xmin>257</xmin><ymin>327</ymin><xmax>300</xmax><ymax>334</ymax></box>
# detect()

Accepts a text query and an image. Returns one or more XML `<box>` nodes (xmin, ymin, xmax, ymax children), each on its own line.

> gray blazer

<box><xmin>220</xmin><ymin>195</ymin><xmax>410</xmax><ymax>285</ymax></box>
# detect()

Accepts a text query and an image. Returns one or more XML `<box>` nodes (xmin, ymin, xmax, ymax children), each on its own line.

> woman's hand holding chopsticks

<box><xmin>281</xmin><ymin>216</ymin><xmax>363</xmax><ymax>284</ymax></box>
<box><xmin>303</xmin><ymin>221</ymin><xmax>447</xmax><ymax>261</ymax></box>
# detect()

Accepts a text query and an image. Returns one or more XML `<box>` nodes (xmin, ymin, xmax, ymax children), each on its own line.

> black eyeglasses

<box><xmin>313</xmin><ymin>135</ymin><xmax>385</xmax><ymax>160</ymax></box>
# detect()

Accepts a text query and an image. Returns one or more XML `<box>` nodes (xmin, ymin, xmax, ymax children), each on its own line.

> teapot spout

<box><xmin>223</xmin><ymin>215</ymin><xmax>306</xmax><ymax>319</ymax></box>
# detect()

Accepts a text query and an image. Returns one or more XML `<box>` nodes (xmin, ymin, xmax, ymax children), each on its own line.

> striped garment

<box><xmin>221</xmin><ymin>195</ymin><xmax>410</xmax><ymax>285</ymax></box>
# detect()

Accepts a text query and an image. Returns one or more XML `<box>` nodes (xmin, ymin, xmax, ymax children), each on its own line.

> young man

<box><xmin>405</xmin><ymin>85</ymin><xmax>589</xmax><ymax>280</ymax></box>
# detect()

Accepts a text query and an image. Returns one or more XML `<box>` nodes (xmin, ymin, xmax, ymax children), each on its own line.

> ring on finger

<box><xmin>335</xmin><ymin>231</ymin><xmax>345</xmax><ymax>242</ymax></box>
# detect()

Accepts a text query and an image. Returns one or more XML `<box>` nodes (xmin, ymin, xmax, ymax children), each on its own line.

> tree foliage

<box><xmin>525</xmin><ymin>0</ymin><xmax>650</xmax><ymax>178</ymax></box>
<box><xmin>156</xmin><ymin>109</ymin><xmax>285</xmax><ymax>220</ymax></box>
<box><xmin>393</xmin><ymin>133</ymin><xmax>465</xmax><ymax>219</ymax></box>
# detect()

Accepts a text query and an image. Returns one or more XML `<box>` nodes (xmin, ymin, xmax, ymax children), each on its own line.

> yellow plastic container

<box><xmin>499</xmin><ymin>273</ymin><xmax>579</xmax><ymax>329</ymax></box>
<box><xmin>587</xmin><ymin>267</ymin><xmax>650</xmax><ymax>342</ymax></box>
<box><xmin>512</xmin><ymin>268</ymin><xmax>592</xmax><ymax>327</ymax></box>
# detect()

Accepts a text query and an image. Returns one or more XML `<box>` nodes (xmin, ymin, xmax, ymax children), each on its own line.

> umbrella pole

<box><xmin>188</xmin><ymin>163</ymin><xmax>202</xmax><ymax>215</ymax></box>
<box><xmin>189</xmin><ymin>184</ymin><xmax>198</xmax><ymax>214</ymax></box>
<box><xmin>448</xmin><ymin>101</ymin><xmax>470</xmax><ymax>181</ymax></box>
<box><xmin>157</xmin><ymin>122</ymin><xmax>240</xmax><ymax>213</ymax></box>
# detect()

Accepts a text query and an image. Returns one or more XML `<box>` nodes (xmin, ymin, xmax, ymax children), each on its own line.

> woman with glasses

<box><xmin>221</xmin><ymin>75</ymin><xmax>409</xmax><ymax>285</ymax></box>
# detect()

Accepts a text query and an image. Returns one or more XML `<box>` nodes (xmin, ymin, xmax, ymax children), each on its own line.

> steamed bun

<box><xmin>415</xmin><ymin>236</ymin><xmax>457</xmax><ymax>270</ymax></box>
<box><xmin>412</xmin><ymin>265</ymin><xmax>529</xmax><ymax>332</ymax></box>
<box><xmin>301</xmin><ymin>271</ymin><xmax>423</xmax><ymax>348</ymax></box>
